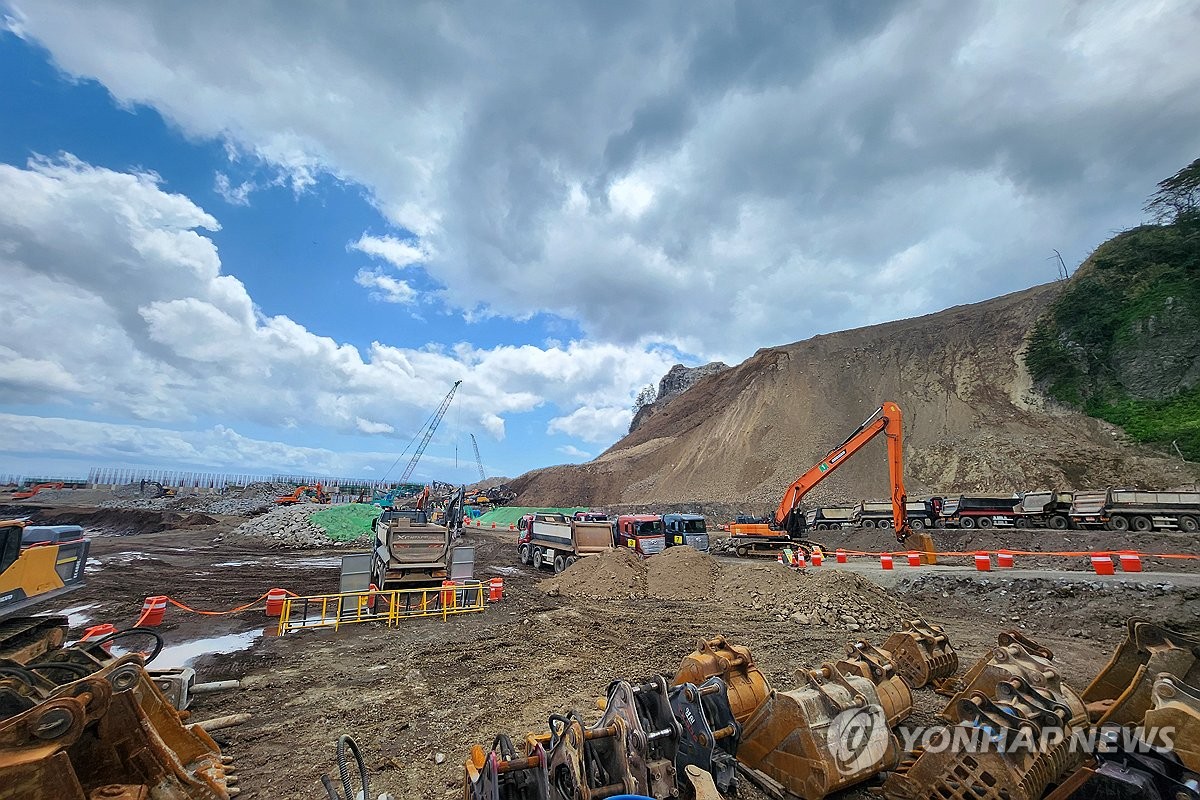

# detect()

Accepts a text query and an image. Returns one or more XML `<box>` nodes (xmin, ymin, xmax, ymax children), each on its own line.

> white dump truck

<box><xmin>517</xmin><ymin>512</ymin><xmax>613</xmax><ymax>573</ymax></box>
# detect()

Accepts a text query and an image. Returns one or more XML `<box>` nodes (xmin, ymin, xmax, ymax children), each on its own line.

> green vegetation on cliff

<box><xmin>1025</xmin><ymin>218</ymin><xmax>1200</xmax><ymax>459</ymax></box>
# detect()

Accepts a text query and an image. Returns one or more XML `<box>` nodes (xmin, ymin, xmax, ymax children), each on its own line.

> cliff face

<box><xmin>629</xmin><ymin>361</ymin><xmax>730</xmax><ymax>434</ymax></box>
<box><xmin>512</xmin><ymin>283</ymin><xmax>1198</xmax><ymax>508</ymax></box>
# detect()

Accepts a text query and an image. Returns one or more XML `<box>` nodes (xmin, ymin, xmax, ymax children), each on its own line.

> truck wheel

<box><xmin>862</xmin><ymin>520</ymin><xmax>877</xmax><ymax>529</ymax></box>
<box><xmin>960</xmin><ymin>517</ymin><xmax>975</xmax><ymax>529</ymax></box>
<box><xmin>1014</xmin><ymin>517</ymin><xmax>1028</xmax><ymax>528</ymax></box>
<box><xmin>518</xmin><ymin>544</ymin><xmax>531</xmax><ymax>565</ymax></box>
<box><xmin>1180</xmin><ymin>516</ymin><xmax>1199</xmax><ymax>533</ymax></box>
<box><xmin>1108</xmin><ymin>516</ymin><xmax>1129</xmax><ymax>532</ymax></box>
<box><xmin>554</xmin><ymin>555</ymin><xmax>567</xmax><ymax>574</ymax></box>
<box><xmin>977</xmin><ymin>516</ymin><xmax>993</xmax><ymax>529</ymax></box>
<box><xmin>567</xmin><ymin>556</ymin><xmax>578</xmax><ymax>567</ymax></box>
<box><xmin>532</xmin><ymin>547</ymin><xmax>545</xmax><ymax>570</ymax></box>
<box><xmin>878</xmin><ymin>519</ymin><xmax>892</xmax><ymax>529</ymax></box>
<box><xmin>1049</xmin><ymin>515</ymin><xmax>1068</xmax><ymax>531</ymax></box>
<box><xmin>910</xmin><ymin>518</ymin><xmax>925</xmax><ymax>530</ymax></box>
<box><xmin>1131</xmin><ymin>515</ymin><xmax>1152</xmax><ymax>533</ymax></box>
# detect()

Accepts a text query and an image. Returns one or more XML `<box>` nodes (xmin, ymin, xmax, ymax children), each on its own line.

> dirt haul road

<box><xmin>24</xmin><ymin>509</ymin><xmax>1200</xmax><ymax>799</ymax></box>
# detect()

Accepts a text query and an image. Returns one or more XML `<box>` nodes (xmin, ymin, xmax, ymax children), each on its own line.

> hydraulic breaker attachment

<box><xmin>737</xmin><ymin>663</ymin><xmax>908</xmax><ymax>800</ymax></box>
<box><xmin>944</xmin><ymin>635</ymin><xmax>1087</xmax><ymax>729</ymax></box>
<box><xmin>598</xmin><ymin>677</ymin><xmax>681</xmax><ymax>798</ymax></box>
<box><xmin>463</xmin><ymin>735</ymin><xmax>549</xmax><ymax>800</ymax></box>
<box><xmin>670</xmin><ymin>678</ymin><xmax>740</xmax><ymax>795</ymax></box>
<box><xmin>1143</xmin><ymin>674</ymin><xmax>1200</xmax><ymax>772</ymax></box>
<box><xmin>884</xmin><ymin>676</ymin><xmax>1089</xmax><ymax>800</ymax></box>
<box><xmin>673</xmin><ymin>635</ymin><xmax>770</xmax><ymax>723</ymax></box>
<box><xmin>880</xmin><ymin>618</ymin><xmax>958</xmax><ymax>689</ymax></box>
<box><xmin>834</xmin><ymin>642</ymin><xmax>913</xmax><ymax>728</ymax></box>
<box><xmin>1081</xmin><ymin>618</ymin><xmax>1200</xmax><ymax>725</ymax></box>
<box><xmin>0</xmin><ymin>653</ymin><xmax>232</xmax><ymax>800</ymax></box>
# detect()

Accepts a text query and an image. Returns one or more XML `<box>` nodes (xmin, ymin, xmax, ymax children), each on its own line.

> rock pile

<box><xmin>542</xmin><ymin>547</ymin><xmax>915</xmax><ymax>631</ymax></box>
<box><xmin>219</xmin><ymin>505</ymin><xmax>370</xmax><ymax>549</ymax></box>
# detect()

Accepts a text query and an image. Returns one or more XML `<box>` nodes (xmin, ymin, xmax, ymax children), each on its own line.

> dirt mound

<box><xmin>510</xmin><ymin>284</ymin><xmax>1199</xmax><ymax>508</ymax></box>
<box><xmin>540</xmin><ymin>548</ymin><xmax>647</xmax><ymax>600</ymax></box>
<box><xmin>544</xmin><ymin>547</ymin><xmax>913</xmax><ymax>631</ymax></box>
<box><xmin>23</xmin><ymin>507</ymin><xmax>219</xmax><ymax>535</ymax></box>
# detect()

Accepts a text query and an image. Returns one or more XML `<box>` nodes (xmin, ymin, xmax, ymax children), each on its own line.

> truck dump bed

<box><xmin>1108</xmin><ymin>490</ymin><xmax>1200</xmax><ymax>510</ymax></box>
<box><xmin>572</xmin><ymin>521</ymin><xmax>613</xmax><ymax>554</ymax></box>
<box><xmin>374</xmin><ymin>515</ymin><xmax>452</xmax><ymax>573</ymax></box>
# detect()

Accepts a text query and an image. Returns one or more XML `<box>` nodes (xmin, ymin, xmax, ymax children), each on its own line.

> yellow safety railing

<box><xmin>276</xmin><ymin>581</ymin><xmax>487</xmax><ymax>635</ymax></box>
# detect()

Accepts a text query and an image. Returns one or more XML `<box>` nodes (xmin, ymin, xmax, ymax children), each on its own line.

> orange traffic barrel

<box><xmin>836</xmin><ymin>549</ymin><xmax>847</xmax><ymax>564</ymax></box>
<box><xmin>880</xmin><ymin>553</ymin><xmax>893</xmax><ymax>570</ymax></box>
<box><xmin>488</xmin><ymin>577</ymin><xmax>504</xmax><ymax>602</ymax></box>
<box><xmin>265</xmin><ymin>588</ymin><xmax>289</xmax><ymax>617</ymax></box>
<box><xmin>1091</xmin><ymin>554</ymin><xmax>1115</xmax><ymax>575</ymax></box>
<box><xmin>997</xmin><ymin>551</ymin><xmax>1014</xmax><ymax>569</ymax></box>
<box><xmin>81</xmin><ymin>623</ymin><xmax>117</xmax><ymax>641</ymax></box>
<box><xmin>974</xmin><ymin>552</ymin><xmax>991</xmax><ymax>572</ymax></box>
<box><xmin>810</xmin><ymin>550</ymin><xmax>823</xmax><ymax>567</ymax></box>
<box><xmin>138</xmin><ymin>596</ymin><xmax>168</xmax><ymax>627</ymax></box>
<box><xmin>906</xmin><ymin>551</ymin><xmax>922</xmax><ymax>567</ymax></box>
<box><xmin>1118</xmin><ymin>552</ymin><xmax>1142</xmax><ymax>573</ymax></box>
<box><xmin>441</xmin><ymin>579</ymin><xmax>457</xmax><ymax>609</ymax></box>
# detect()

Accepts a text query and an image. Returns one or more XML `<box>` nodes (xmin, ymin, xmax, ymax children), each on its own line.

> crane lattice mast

<box><xmin>469</xmin><ymin>433</ymin><xmax>486</xmax><ymax>482</ymax></box>
<box><xmin>399</xmin><ymin>381</ymin><xmax>462</xmax><ymax>484</ymax></box>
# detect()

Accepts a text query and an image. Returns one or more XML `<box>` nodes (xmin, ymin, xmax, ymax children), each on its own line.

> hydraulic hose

<box><xmin>322</xmin><ymin>734</ymin><xmax>369</xmax><ymax>800</ymax></box>
<box><xmin>79</xmin><ymin>628</ymin><xmax>165</xmax><ymax>664</ymax></box>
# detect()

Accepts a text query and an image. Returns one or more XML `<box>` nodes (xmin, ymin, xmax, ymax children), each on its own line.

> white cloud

<box><xmin>547</xmin><ymin>406</ymin><xmax>634</xmax><ymax>444</ymax></box>
<box><xmin>354</xmin><ymin>268</ymin><xmax>417</xmax><ymax>304</ymax></box>
<box><xmin>350</xmin><ymin>233</ymin><xmax>428</xmax><ymax>269</ymax></box>
<box><xmin>213</xmin><ymin>172</ymin><xmax>254</xmax><ymax>206</ymax></box>
<box><xmin>0</xmin><ymin>155</ymin><xmax>674</xmax><ymax>465</ymax></box>
<box><xmin>9</xmin><ymin>1</ymin><xmax>1199</xmax><ymax>361</ymax></box>
<box><xmin>556</xmin><ymin>444</ymin><xmax>592</xmax><ymax>461</ymax></box>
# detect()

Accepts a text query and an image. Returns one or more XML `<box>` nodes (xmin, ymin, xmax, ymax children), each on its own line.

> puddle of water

<box><xmin>488</xmin><ymin>566</ymin><xmax>522</xmax><ymax>575</ymax></box>
<box><xmin>85</xmin><ymin>557</ymin><xmax>103</xmax><ymax>573</ymax></box>
<box><xmin>146</xmin><ymin>630</ymin><xmax>263</xmax><ymax>668</ymax></box>
<box><xmin>106</xmin><ymin>552</ymin><xmax>151</xmax><ymax>563</ymax></box>
<box><xmin>55</xmin><ymin>603</ymin><xmax>99</xmax><ymax>627</ymax></box>
<box><xmin>213</xmin><ymin>561</ymin><xmax>252</xmax><ymax>567</ymax></box>
<box><xmin>212</xmin><ymin>556</ymin><xmax>341</xmax><ymax>569</ymax></box>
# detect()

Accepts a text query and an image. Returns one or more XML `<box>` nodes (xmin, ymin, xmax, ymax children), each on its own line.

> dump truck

<box><xmin>804</xmin><ymin>507</ymin><xmax>855</xmax><ymax>531</ymax></box>
<box><xmin>662</xmin><ymin>513</ymin><xmax>710</xmax><ymax>550</ymax></box>
<box><xmin>370</xmin><ymin>509</ymin><xmax>469</xmax><ymax>590</ymax></box>
<box><xmin>855</xmin><ymin>499</ymin><xmax>944</xmax><ymax>530</ymax></box>
<box><xmin>1013</xmin><ymin>489</ymin><xmax>1073</xmax><ymax>529</ymax></box>
<box><xmin>1</xmin><ymin>520</ymin><xmax>90</xmax><ymax>662</ymax></box>
<box><xmin>939</xmin><ymin>495</ymin><xmax>1019</xmax><ymax>528</ymax></box>
<box><xmin>518</xmin><ymin>512</ymin><xmax>613</xmax><ymax>572</ymax></box>
<box><xmin>1068</xmin><ymin>490</ymin><xmax>1108</xmax><ymax>529</ymax></box>
<box><xmin>1100</xmin><ymin>489</ymin><xmax>1200</xmax><ymax>532</ymax></box>
<box><xmin>615</xmin><ymin>514</ymin><xmax>667</xmax><ymax>556</ymax></box>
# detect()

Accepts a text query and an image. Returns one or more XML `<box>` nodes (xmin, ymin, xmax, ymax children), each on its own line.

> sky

<box><xmin>1</xmin><ymin>1</ymin><xmax>1198</xmax><ymax>485</ymax></box>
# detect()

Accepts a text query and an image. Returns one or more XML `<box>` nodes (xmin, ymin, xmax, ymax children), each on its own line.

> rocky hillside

<box><xmin>629</xmin><ymin>361</ymin><xmax>729</xmax><ymax>433</ymax></box>
<box><xmin>512</xmin><ymin>283</ymin><xmax>1199</xmax><ymax>509</ymax></box>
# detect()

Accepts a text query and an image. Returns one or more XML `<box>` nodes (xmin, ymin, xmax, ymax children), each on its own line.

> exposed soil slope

<box><xmin>513</xmin><ymin>284</ymin><xmax>1199</xmax><ymax>508</ymax></box>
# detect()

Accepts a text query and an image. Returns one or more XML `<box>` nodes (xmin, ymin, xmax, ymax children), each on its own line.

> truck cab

<box><xmin>662</xmin><ymin>513</ymin><xmax>710</xmax><ymax>551</ymax></box>
<box><xmin>615</xmin><ymin>515</ymin><xmax>666</xmax><ymax>557</ymax></box>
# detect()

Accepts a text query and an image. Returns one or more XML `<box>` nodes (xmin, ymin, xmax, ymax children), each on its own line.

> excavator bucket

<box><xmin>1080</xmin><ymin>618</ymin><xmax>1200</xmax><ymax>725</ymax></box>
<box><xmin>0</xmin><ymin>653</ymin><xmax>232</xmax><ymax>800</ymax></box>
<box><xmin>673</xmin><ymin>635</ymin><xmax>771</xmax><ymax>722</ymax></box>
<box><xmin>1143</xmin><ymin>674</ymin><xmax>1200</xmax><ymax>772</ymax></box>
<box><xmin>880</xmin><ymin>618</ymin><xmax>958</xmax><ymax>690</ymax></box>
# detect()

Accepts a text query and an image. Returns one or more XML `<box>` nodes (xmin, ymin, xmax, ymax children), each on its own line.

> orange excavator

<box><xmin>11</xmin><ymin>482</ymin><xmax>64</xmax><ymax>501</ymax></box>
<box><xmin>275</xmin><ymin>482</ymin><xmax>330</xmax><ymax>505</ymax></box>
<box><xmin>731</xmin><ymin>402</ymin><xmax>915</xmax><ymax>557</ymax></box>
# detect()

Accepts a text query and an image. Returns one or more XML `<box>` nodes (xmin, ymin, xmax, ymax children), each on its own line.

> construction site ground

<box><xmin>15</xmin><ymin>504</ymin><xmax>1200</xmax><ymax>800</ymax></box>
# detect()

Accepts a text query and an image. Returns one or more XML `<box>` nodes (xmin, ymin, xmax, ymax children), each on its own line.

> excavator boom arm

<box><xmin>774</xmin><ymin>401</ymin><xmax>910</xmax><ymax>540</ymax></box>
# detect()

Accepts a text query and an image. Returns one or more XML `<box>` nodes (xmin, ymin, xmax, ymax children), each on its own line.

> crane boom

<box><xmin>399</xmin><ymin>381</ymin><xmax>462</xmax><ymax>484</ymax></box>
<box><xmin>774</xmin><ymin>401</ymin><xmax>910</xmax><ymax>541</ymax></box>
<box><xmin>469</xmin><ymin>433</ymin><xmax>486</xmax><ymax>482</ymax></box>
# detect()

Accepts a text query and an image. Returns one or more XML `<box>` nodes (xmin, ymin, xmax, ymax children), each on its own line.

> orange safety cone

<box><xmin>795</xmin><ymin>552</ymin><xmax>807</xmax><ymax>568</ymax></box>
<box><xmin>974</xmin><ymin>552</ymin><xmax>991</xmax><ymax>572</ymax></box>
<box><xmin>776</xmin><ymin>553</ymin><xmax>785</xmax><ymax>564</ymax></box>
<box><xmin>880</xmin><ymin>553</ymin><xmax>894</xmax><ymax>570</ymax></box>
<box><xmin>836</xmin><ymin>548</ymin><xmax>847</xmax><ymax>564</ymax></box>
<box><xmin>509</xmin><ymin>523</ymin><xmax>515</xmax><ymax>531</ymax></box>
<box><xmin>1118</xmin><ymin>552</ymin><xmax>1143</xmax><ymax>573</ymax></box>
<box><xmin>137</xmin><ymin>596</ymin><xmax>168</xmax><ymax>627</ymax></box>
<box><xmin>997</xmin><ymin>551</ymin><xmax>1014</xmax><ymax>569</ymax></box>
<box><xmin>265</xmin><ymin>588</ymin><xmax>289</xmax><ymax>617</ymax></box>
<box><xmin>906</xmin><ymin>551</ymin><xmax>921</xmax><ymax>567</ymax></box>
<box><xmin>491</xmin><ymin>522</ymin><xmax>497</xmax><ymax>529</ymax></box>
<box><xmin>811</xmin><ymin>549</ymin><xmax>823</xmax><ymax>567</ymax></box>
<box><xmin>488</xmin><ymin>576</ymin><xmax>504</xmax><ymax>602</ymax></box>
<box><xmin>1091</xmin><ymin>554</ymin><xmax>1116</xmax><ymax>575</ymax></box>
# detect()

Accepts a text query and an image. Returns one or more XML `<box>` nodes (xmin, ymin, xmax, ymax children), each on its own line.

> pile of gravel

<box><xmin>218</xmin><ymin>504</ymin><xmax>371</xmax><ymax>549</ymax></box>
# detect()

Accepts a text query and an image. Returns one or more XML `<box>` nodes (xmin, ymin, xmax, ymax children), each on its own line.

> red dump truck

<box><xmin>615</xmin><ymin>514</ymin><xmax>666</xmax><ymax>557</ymax></box>
<box><xmin>518</xmin><ymin>513</ymin><xmax>614</xmax><ymax>573</ymax></box>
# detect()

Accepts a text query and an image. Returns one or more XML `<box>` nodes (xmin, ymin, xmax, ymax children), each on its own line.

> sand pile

<box><xmin>542</xmin><ymin>547</ymin><xmax>914</xmax><ymax>631</ymax></box>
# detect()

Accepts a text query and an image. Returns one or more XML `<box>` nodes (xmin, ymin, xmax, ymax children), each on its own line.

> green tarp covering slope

<box><xmin>308</xmin><ymin>503</ymin><xmax>381</xmax><ymax>542</ymax></box>
<box><xmin>472</xmin><ymin>506</ymin><xmax>588</xmax><ymax>527</ymax></box>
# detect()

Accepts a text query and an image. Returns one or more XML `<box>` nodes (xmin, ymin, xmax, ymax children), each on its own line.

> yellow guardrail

<box><xmin>276</xmin><ymin>581</ymin><xmax>487</xmax><ymax>635</ymax></box>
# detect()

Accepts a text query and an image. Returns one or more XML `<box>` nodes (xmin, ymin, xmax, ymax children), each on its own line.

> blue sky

<box><xmin>1</xmin><ymin>2</ymin><xmax>1197</xmax><ymax>485</ymax></box>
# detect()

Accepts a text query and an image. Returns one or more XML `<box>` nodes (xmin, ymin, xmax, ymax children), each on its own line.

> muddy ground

<box><xmin>20</xmin><ymin>506</ymin><xmax>1200</xmax><ymax>800</ymax></box>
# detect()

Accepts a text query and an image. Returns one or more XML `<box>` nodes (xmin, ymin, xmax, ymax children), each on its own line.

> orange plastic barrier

<box><xmin>880</xmin><ymin>553</ymin><xmax>893</xmax><ymax>570</ymax></box>
<box><xmin>906</xmin><ymin>551</ymin><xmax>921</xmax><ymax>567</ymax></box>
<box><xmin>997</xmin><ymin>551</ymin><xmax>1014</xmax><ymax>569</ymax></box>
<box><xmin>974</xmin><ymin>552</ymin><xmax>991</xmax><ymax>572</ymax></box>
<box><xmin>488</xmin><ymin>577</ymin><xmax>504</xmax><ymax>602</ymax></box>
<box><xmin>136</xmin><ymin>596</ymin><xmax>168</xmax><ymax>627</ymax></box>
